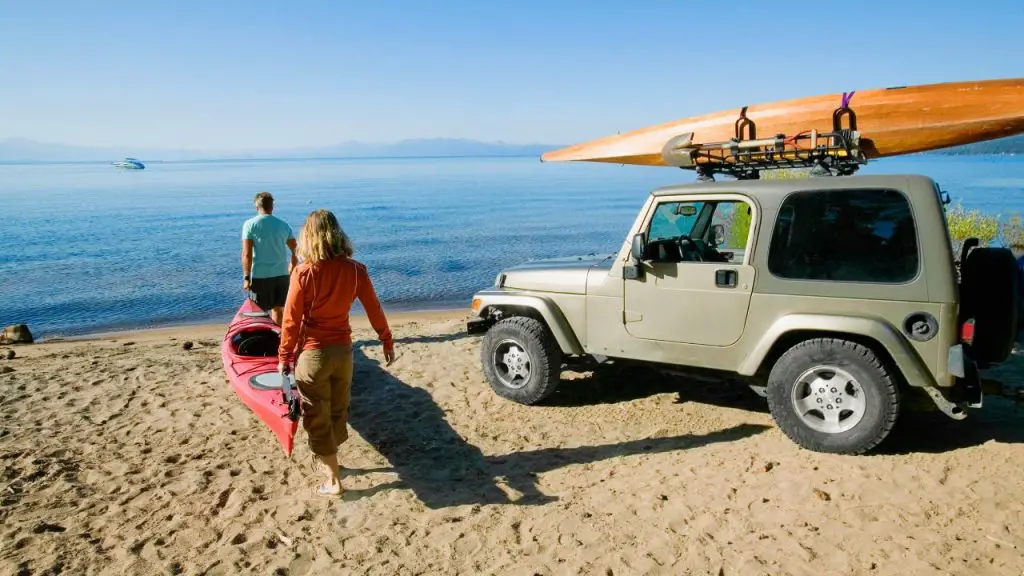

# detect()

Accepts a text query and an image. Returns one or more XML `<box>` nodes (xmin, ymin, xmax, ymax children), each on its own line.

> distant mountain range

<box><xmin>0</xmin><ymin>137</ymin><xmax>558</xmax><ymax>162</ymax></box>
<box><xmin>1</xmin><ymin>134</ymin><xmax>1022</xmax><ymax>163</ymax></box>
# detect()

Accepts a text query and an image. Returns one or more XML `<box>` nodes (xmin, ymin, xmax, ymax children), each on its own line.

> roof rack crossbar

<box><xmin>661</xmin><ymin>126</ymin><xmax>868</xmax><ymax>181</ymax></box>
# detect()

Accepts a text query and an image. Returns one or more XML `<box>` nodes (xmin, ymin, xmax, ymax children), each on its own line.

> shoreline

<box><xmin>47</xmin><ymin>304</ymin><xmax>472</xmax><ymax>343</ymax></box>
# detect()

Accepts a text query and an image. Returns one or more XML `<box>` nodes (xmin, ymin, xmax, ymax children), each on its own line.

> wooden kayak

<box><xmin>220</xmin><ymin>298</ymin><xmax>301</xmax><ymax>456</ymax></box>
<box><xmin>541</xmin><ymin>78</ymin><xmax>1024</xmax><ymax>168</ymax></box>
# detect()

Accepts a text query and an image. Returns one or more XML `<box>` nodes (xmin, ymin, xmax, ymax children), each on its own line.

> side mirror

<box><xmin>625</xmin><ymin>234</ymin><xmax>646</xmax><ymax>280</ymax></box>
<box><xmin>630</xmin><ymin>233</ymin><xmax>646</xmax><ymax>261</ymax></box>
<box><xmin>711</xmin><ymin>224</ymin><xmax>726</xmax><ymax>247</ymax></box>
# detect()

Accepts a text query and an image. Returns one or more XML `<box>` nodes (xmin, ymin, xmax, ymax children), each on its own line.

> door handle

<box><xmin>715</xmin><ymin>269</ymin><xmax>738</xmax><ymax>288</ymax></box>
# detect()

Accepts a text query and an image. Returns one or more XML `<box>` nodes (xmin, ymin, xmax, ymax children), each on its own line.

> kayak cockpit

<box><xmin>230</xmin><ymin>326</ymin><xmax>291</xmax><ymax>392</ymax></box>
<box><xmin>232</xmin><ymin>327</ymin><xmax>280</xmax><ymax>357</ymax></box>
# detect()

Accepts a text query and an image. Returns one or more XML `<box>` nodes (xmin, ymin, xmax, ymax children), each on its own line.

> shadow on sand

<box><xmin>546</xmin><ymin>363</ymin><xmax>770</xmax><ymax>415</ymax></box>
<box><xmin>878</xmin><ymin>398</ymin><xmax>1024</xmax><ymax>455</ymax></box>
<box><xmin>344</xmin><ymin>342</ymin><xmax>769</xmax><ymax>509</ymax></box>
<box><xmin>391</xmin><ymin>332</ymin><xmax>474</xmax><ymax>346</ymax></box>
<box><xmin>544</xmin><ymin>363</ymin><xmax>1024</xmax><ymax>455</ymax></box>
<box><xmin>344</xmin><ymin>333</ymin><xmax>1022</xmax><ymax>502</ymax></box>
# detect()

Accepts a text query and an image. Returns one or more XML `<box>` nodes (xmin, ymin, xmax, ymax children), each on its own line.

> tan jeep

<box><xmin>467</xmin><ymin>174</ymin><xmax>1021</xmax><ymax>454</ymax></box>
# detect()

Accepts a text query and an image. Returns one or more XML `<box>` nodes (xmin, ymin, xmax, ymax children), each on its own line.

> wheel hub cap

<box><xmin>494</xmin><ymin>339</ymin><xmax>532</xmax><ymax>389</ymax></box>
<box><xmin>790</xmin><ymin>365</ymin><xmax>867</xmax><ymax>434</ymax></box>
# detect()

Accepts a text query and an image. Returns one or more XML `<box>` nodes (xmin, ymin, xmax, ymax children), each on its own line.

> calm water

<box><xmin>2</xmin><ymin>154</ymin><xmax>1023</xmax><ymax>339</ymax></box>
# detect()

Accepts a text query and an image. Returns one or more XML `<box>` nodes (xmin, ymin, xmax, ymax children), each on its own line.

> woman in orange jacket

<box><xmin>278</xmin><ymin>209</ymin><xmax>395</xmax><ymax>497</ymax></box>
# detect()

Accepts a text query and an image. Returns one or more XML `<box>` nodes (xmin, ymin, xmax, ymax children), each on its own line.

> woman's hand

<box><xmin>278</xmin><ymin>361</ymin><xmax>291</xmax><ymax>375</ymax></box>
<box><xmin>383</xmin><ymin>344</ymin><xmax>396</xmax><ymax>366</ymax></box>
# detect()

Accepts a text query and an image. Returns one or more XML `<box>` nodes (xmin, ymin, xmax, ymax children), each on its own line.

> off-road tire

<box><xmin>766</xmin><ymin>338</ymin><xmax>899</xmax><ymax>455</ymax></box>
<box><xmin>959</xmin><ymin>247</ymin><xmax>1020</xmax><ymax>364</ymax></box>
<box><xmin>481</xmin><ymin>317</ymin><xmax>563</xmax><ymax>405</ymax></box>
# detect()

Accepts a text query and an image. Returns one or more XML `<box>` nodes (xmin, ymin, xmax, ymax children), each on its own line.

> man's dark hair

<box><xmin>254</xmin><ymin>191</ymin><xmax>274</xmax><ymax>212</ymax></box>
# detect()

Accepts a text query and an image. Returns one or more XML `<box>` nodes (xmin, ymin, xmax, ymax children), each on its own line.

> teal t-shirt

<box><xmin>242</xmin><ymin>214</ymin><xmax>294</xmax><ymax>279</ymax></box>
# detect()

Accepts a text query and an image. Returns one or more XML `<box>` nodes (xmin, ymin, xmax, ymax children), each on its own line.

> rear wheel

<box><xmin>766</xmin><ymin>338</ymin><xmax>899</xmax><ymax>455</ymax></box>
<box><xmin>481</xmin><ymin>317</ymin><xmax>562</xmax><ymax>405</ymax></box>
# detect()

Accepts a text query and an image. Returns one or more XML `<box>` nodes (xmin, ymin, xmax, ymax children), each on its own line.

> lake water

<box><xmin>2</xmin><ymin>154</ymin><xmax>1023</xmax><ymax>339</ymax></box>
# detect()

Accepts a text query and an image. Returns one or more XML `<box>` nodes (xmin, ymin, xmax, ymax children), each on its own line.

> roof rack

<box><xmin>660</xmin><ymin>101</ymin><xmax>868</xmax><ymax>181</ymax></box>
<box><xmin>661</xmin><ymin>129</ymin><xmax>868</xmax><ymax>181</ymax></box>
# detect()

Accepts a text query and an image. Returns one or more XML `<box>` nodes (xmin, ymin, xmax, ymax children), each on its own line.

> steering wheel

<box><xmin>677</xmin><ymin>236</ymin><xmax>704</xmax><ymax>262</ymax></box>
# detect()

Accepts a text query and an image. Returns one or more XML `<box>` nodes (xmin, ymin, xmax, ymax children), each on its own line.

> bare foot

<box><xmin>314</xmin><ymin>481</ymin><xmax>343</xmax><ymax>498</ymax></box>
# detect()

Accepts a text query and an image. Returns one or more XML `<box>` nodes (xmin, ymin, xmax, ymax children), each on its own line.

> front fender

<box><xmin>737</xmin><ymin>314</ymin><xmax>938</xmax><ymax>388</ymax></box>
<box><xmin>471</xmin><ymin>290</ymin><xmax>584</xmax><ymax>355</ymax></box>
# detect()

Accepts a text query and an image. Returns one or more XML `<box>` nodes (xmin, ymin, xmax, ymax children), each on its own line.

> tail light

<box><xmin>960</xmin><ymin>318</ymin><xmax>975</xmax><ymax>345</ymax></box>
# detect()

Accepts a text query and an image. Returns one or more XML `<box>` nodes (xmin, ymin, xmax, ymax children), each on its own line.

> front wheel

<box><xmin>481</xmin><ymin>317</ymin><xmax>563</xmax><ymax>405</ymax></box>
<box><xmin>766</xmin><ymin>338</ymin><xmax>900</xmax><ymax>455</ymax></box>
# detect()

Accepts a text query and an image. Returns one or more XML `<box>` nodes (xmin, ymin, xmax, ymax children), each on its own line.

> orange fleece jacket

<box><xmin>278</xmin><ymin>257</ymin><xmax>393</xmax><ymax>364</ymax></box>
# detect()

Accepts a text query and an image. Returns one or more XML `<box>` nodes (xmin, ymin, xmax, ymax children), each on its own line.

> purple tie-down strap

<box><xmin>841</xmin><ymin>91</ymin><xmax>856</xmax><ymax>108</ymax></box>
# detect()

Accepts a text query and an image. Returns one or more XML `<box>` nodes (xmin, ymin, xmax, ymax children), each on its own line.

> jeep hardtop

<box><xmin>467</xmin><ymin>173</ymin><xmax>1022</xmax><ymax>454</ymax></box>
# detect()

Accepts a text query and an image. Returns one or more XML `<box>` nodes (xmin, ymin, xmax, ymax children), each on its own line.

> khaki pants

<box><xmin>294</xmin><ymin>345</ymin><xmax>354</xmax><ymax>457</ymax></box>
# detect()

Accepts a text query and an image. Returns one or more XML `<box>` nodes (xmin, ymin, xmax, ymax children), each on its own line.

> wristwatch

<box><xmin>243</xmin><ymin>275</ymin><xmax>251</xmax><ymax>281</ymax></box>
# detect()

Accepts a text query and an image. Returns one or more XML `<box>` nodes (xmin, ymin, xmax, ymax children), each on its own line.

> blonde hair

<box><xmin>297</xmin><ymin>209</ymin><xmax>354</xmax><ymax>263</ymax></box>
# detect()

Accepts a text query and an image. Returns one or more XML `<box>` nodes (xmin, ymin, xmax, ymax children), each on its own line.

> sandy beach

<box><xmin>2</xmin><ymin>311</ymin><xmax>1023</xmax><ymax>576</ymax></box>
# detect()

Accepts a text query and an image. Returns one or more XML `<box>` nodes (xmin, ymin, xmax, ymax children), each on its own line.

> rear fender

<box><xmin>738</xmin><ymin>314</ymin><xmax>937</xmax><ymax>388</ymax></box>
<box><xmin>472</xmin><ymin>290</ymin><xmax>584</xmax><ymax>355</ymax></box>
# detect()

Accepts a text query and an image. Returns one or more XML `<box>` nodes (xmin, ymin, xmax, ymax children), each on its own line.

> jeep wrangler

<box><xmin>466</xmin><ymin>174</ymin><xmax>1021</xmax><ymax>455</ymax></box>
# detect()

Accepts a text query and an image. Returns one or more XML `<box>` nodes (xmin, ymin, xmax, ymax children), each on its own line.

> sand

<box><xmin>1</xmin><ymin>312</ymin><xmax>1023</xmax><ymax>576</ymax></box>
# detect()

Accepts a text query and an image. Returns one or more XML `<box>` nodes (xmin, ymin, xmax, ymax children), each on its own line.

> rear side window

<box><xmin>767</xmin><ymin>188</ymin><xmax>919</xmax><ymax>283</ymax></box>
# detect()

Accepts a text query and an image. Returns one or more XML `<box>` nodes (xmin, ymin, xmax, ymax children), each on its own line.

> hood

<box><xmin>500</xmin><ymin>253</ymin><xmax>614</xmax><ymax>294</ymax></box>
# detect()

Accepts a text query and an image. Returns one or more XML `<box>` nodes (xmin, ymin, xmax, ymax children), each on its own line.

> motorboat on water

<box><xmin>113</xmin><ymin>157</ymin><xmax>145</xmax><ymax>169</ymax></box>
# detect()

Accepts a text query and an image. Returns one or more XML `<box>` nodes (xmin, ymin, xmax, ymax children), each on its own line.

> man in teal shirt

<box><xmin>241</xmin><ymin>191</ymin><xmax>298</xmax><ymax>325</ymax></box>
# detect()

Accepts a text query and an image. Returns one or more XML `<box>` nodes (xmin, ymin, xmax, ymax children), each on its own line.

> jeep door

<box><xmin>623</xmin><ymin>194</ymin><xmax>757</xmax><ymax>346</ymax></box>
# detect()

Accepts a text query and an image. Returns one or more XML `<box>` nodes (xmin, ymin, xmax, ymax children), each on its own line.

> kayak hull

<box><xmin>541</xmin><ymin>78</ymin><xmax>1024</xmax><ymax>166</ymax></box>
<box><xmin>220</xmin><ymin>298</ymin><xmax>299</xmax><ymax>456</ymax></box>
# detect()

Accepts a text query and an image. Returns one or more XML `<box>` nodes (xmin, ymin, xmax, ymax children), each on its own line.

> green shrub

<box><xmin>944</xmin><ymin>203</ymin><xmax>1000</xmax><ymax>254</ymax></box>
<box><xmin>1000</xmin><ymin>213</ymin><xmax>1024</xmax><ymax>254</ymax></box>
<box><xmin>729</xmin><ymin>205</ymin><xmax>752</xmax><ymax>248</ymax></box>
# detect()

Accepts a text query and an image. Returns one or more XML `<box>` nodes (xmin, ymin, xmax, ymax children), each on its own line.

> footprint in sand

<box><xmin>214</xmin><ymin>488</ymin><xmax>232</xmax><ymax>510</ymax></box>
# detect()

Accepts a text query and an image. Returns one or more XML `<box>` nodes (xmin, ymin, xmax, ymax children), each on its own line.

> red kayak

<box><xmin>221</xmin><ymin>298</ymin><xmax>301</xmax><ymax>456</ymax></box>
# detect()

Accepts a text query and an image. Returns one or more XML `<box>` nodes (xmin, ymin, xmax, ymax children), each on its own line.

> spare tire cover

<box><xmin>959</xmin><ymin>247</ymin><xmax>1020</xmax><ymax>363</ymax></box>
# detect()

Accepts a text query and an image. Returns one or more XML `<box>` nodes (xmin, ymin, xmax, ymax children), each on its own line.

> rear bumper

<box><xmin>948</xmin><ymin>343</ymin><xmax>982</xmax><ymax>409</ymax></box>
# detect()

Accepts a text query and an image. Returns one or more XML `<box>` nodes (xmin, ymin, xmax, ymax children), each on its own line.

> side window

<box><xmin>708</xmin><ymin>201</ymin><xmax>753</xmax><ymax>251</ymax></box>
<box><xmin>767</xmin><ymin>188</ymin><xmax>919</xmax><ymax>283</ymax></box>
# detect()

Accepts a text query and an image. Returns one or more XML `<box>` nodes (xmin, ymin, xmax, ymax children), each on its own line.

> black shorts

<box><xmin>250</xmin><ymin>275</ymin><xmax>290</xmax><ymax>310</ymax></box>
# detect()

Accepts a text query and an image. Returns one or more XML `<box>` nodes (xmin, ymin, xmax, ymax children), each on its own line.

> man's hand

<box><xmin>278</xmin><ymin>361</ymin><xmax>291</xmax><ymax>376</ymax></box>
<box><xmin>243</xmin><ymin>279</ymin><xmax>251</xmax><ymax>292</ymax></box>
<box><xmin>383</xmin><ymin>344</ymin><xmax>396</xmax><ymax>366</ymax></box>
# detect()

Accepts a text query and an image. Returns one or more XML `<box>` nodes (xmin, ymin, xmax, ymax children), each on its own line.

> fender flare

<box><xmin>737</xmin><ymin>314</ymin><xmax>939</xmax><ymax>388</ymax></box>
<box><xmin>473</xmin><ymin>291</ymin><xmax>584</xmax><ymax>355</ymax></box>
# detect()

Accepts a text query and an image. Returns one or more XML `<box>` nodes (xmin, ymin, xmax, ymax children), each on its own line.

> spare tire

<box><xmin>959</xmin><ymin>247</ymin><xmax>1020</xmax><ymax>364</ymax></box>
<box><xmin>1018</xmin><ymin>264</ymin><xmax>1024</xmax><ymax>336</ymax></box>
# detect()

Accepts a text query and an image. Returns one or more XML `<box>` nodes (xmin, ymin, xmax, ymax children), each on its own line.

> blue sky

<box><xmin>1</xmin><ymin>0</ymin><xmax>1022</xmax><ymax>150</ymax></box>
